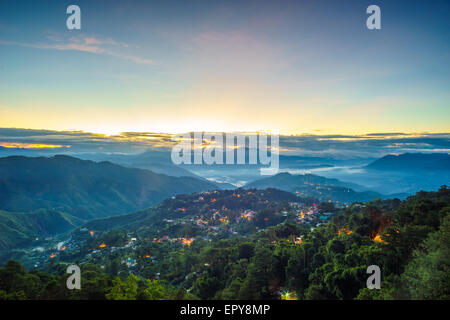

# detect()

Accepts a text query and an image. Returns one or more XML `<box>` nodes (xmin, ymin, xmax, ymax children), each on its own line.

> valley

<box><xmin>0</xmin><ymin>152</ymin><xmax>448</xmax><ymax>300</ymax></box>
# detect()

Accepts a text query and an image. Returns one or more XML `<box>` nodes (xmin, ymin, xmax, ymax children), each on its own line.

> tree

<box><xmin>402</xmin><ymin>213</ymin><xmax>450</xmax><ymax>299</ymax></box>
<box><xmin>238</xmin><ymin>243</ymin><xmax>254</xmax><ymax>260</ymax></box>
<box><xmin>194</xmin><ymin>275</ymin><xmax>221</xmax><ymax>300</ymax></box>
<box><xmin>105</xmin><ymin>274</ymin><xmax>138</xmax><ymax>300</ymax></box>
<box><xmin>221</xmin><ymin>278</ymin><xmax>243</xmax><ymax>300</ymax></box>
<box><xmin>0</xmin><ymin>260</ymin><xmax>25</xmax><ymax>292</ymax></box>
<box><xmin>238</xmin><ymin>246</ymin><xmax>276</xmax><ymax>299</ymax></box>
<box><xmin>319</xmin><ymin>202</ymin><xmax>336</xmax><ymax>214</ymax></box>
<box><xmin>141</xmin><ymin>279</ymin><xmax>166</xmax><ymax>300</ymax></box>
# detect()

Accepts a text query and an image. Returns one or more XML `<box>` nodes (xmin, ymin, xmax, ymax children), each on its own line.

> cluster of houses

<box><xmin>152</xmin><ymin>236</ymin><xmax>195</xmax><ymax>246</ymax></box>
<box><xmin>192</xmin><ymin>208</ymin><xmax>257</xmax><ymax>230</ymax></box>
<box><xmin>290</xmin><ymin>202</ymin><xmax>334</xmax><ymax>224</ymax></box>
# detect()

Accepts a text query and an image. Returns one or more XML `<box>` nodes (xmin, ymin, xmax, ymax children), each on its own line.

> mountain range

<box><xmin>0</xmin><ymin>155</ymin><xmax>225</xmax><ymax>250</ymax></box>
<box><xmin>0</xmin><ymin>155</ymin><xmax>223</xmax><ymax>219</ymax></box>
<box><xmin>366</xmin><ymin>153</ymin><xmax>450</xmax><ymax>171</ymax></box>
<box><xmin>243</xmin><ymin>172</ymin><xmax>397</xmax><ymax>203</ymax></box>
<box><xmin>1</xmin><ymin>152</ymin><xmax>446</xmax><ymax>253</ymax></box>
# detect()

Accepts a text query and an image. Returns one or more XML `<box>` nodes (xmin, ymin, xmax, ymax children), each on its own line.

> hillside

<box><xmin>0</xmin><ymin>209</ymin><xmax>82</xmax><ymax>252</ymax></box>
<box><xmin>244</xmin><ymin>172</ymin><xmax>384</xmax><ymax>204</ymax></box>
<box><xmin>366</xmin><ymin>153</ymin><xmax>450</xmax><ymax>171</ymax></box>
<box><xmin>0</xmin><ymin>155</ymin><xmax>219</xmax><ymax>220</ymax></box>
<box><xmin>79</xmin><ymin>150</ymin><xmax>237</xmax><ymax>189</ymax></box>
<box><xmin>3</xmin><ymin>186</ymin><xmax>448</xmax><ymax>300</ymax></box>
<box><xmin>76</xmin><ymin>150</ymin><xmax>202</xmax><ymax>178</ymax></box>
<box><xmin>245</xmin><ymin>172</ymin><xmax>362</xmax><ymax>189</ymax></box>
<box><xmin>84</xmin><ymin>188</ymin><xmax>304</xmax><ymax>232</ymax></box>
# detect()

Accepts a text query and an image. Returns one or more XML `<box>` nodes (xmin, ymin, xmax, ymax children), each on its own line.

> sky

<box><xmin>0</xmin><ymin>0</ymin><xmax>449</xmax><ymax>135</ymax></box>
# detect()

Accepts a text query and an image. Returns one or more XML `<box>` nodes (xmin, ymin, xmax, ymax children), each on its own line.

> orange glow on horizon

<box><xmin>0</xmin><ymin>142</ymin><xmax>71</xmax><ymax>149</ymax></box>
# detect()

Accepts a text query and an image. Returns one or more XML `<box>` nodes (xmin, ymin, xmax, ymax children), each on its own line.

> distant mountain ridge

<box><xmin>75</xmin><ymin>150</ymin><xmax>237</xmax><ymax>189</ymax></box>
<box><xmin>0</xmin><ymin>155</ymin><xmax>219</xmax><ymax>221</ymax></box>
<box><xmin>246</xmin><ymin>172</ymin><xmax>364</xmax><ymax>189</ymax></box>
<box><xmin>366</xmin><ymin>153</ymin><xmax>450</xmax><ymax>171</ymax></box>
<box><xmin>76</xmin><ymin>150</ymin><xmax>201</xmax><ymax>178</ymax></box>
<box><xmin>244</xmin><ymin>172</ymin><xmax>392</xmax><ymax>203</ymax></box>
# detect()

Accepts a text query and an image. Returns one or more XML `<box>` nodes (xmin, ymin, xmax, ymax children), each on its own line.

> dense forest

<box><xmin>0</xmin><ymin>186</ymin><xmax>448</xmax><ymax>300</ymax></box>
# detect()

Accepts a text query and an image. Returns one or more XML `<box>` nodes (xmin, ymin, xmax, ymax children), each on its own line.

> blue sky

<box><xmin>0</xmin><ymin>0</ymin><xmax>449</xmax><ymax>135</ymax></box>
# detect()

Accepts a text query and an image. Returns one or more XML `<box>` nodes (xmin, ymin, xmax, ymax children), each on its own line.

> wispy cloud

<box><xmin>0</xmin><ymin>35</ymin><xmax>155</xmax><ymax>65</ymax></box>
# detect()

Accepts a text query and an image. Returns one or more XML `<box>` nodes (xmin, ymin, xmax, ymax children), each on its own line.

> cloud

<box><xmin>0</xmin><ymin>35</ymin><xmax>155</xmax><ymax>65</ymax></box>
<box><xmin>278</xmin><ymin>133</ymin><xmax>450</xmax><ymax>159</ymax></box>
<box><xmin>0</xmin><ymin>128</ymin><xmax>448</xmax><ymax>160</ymax></box>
